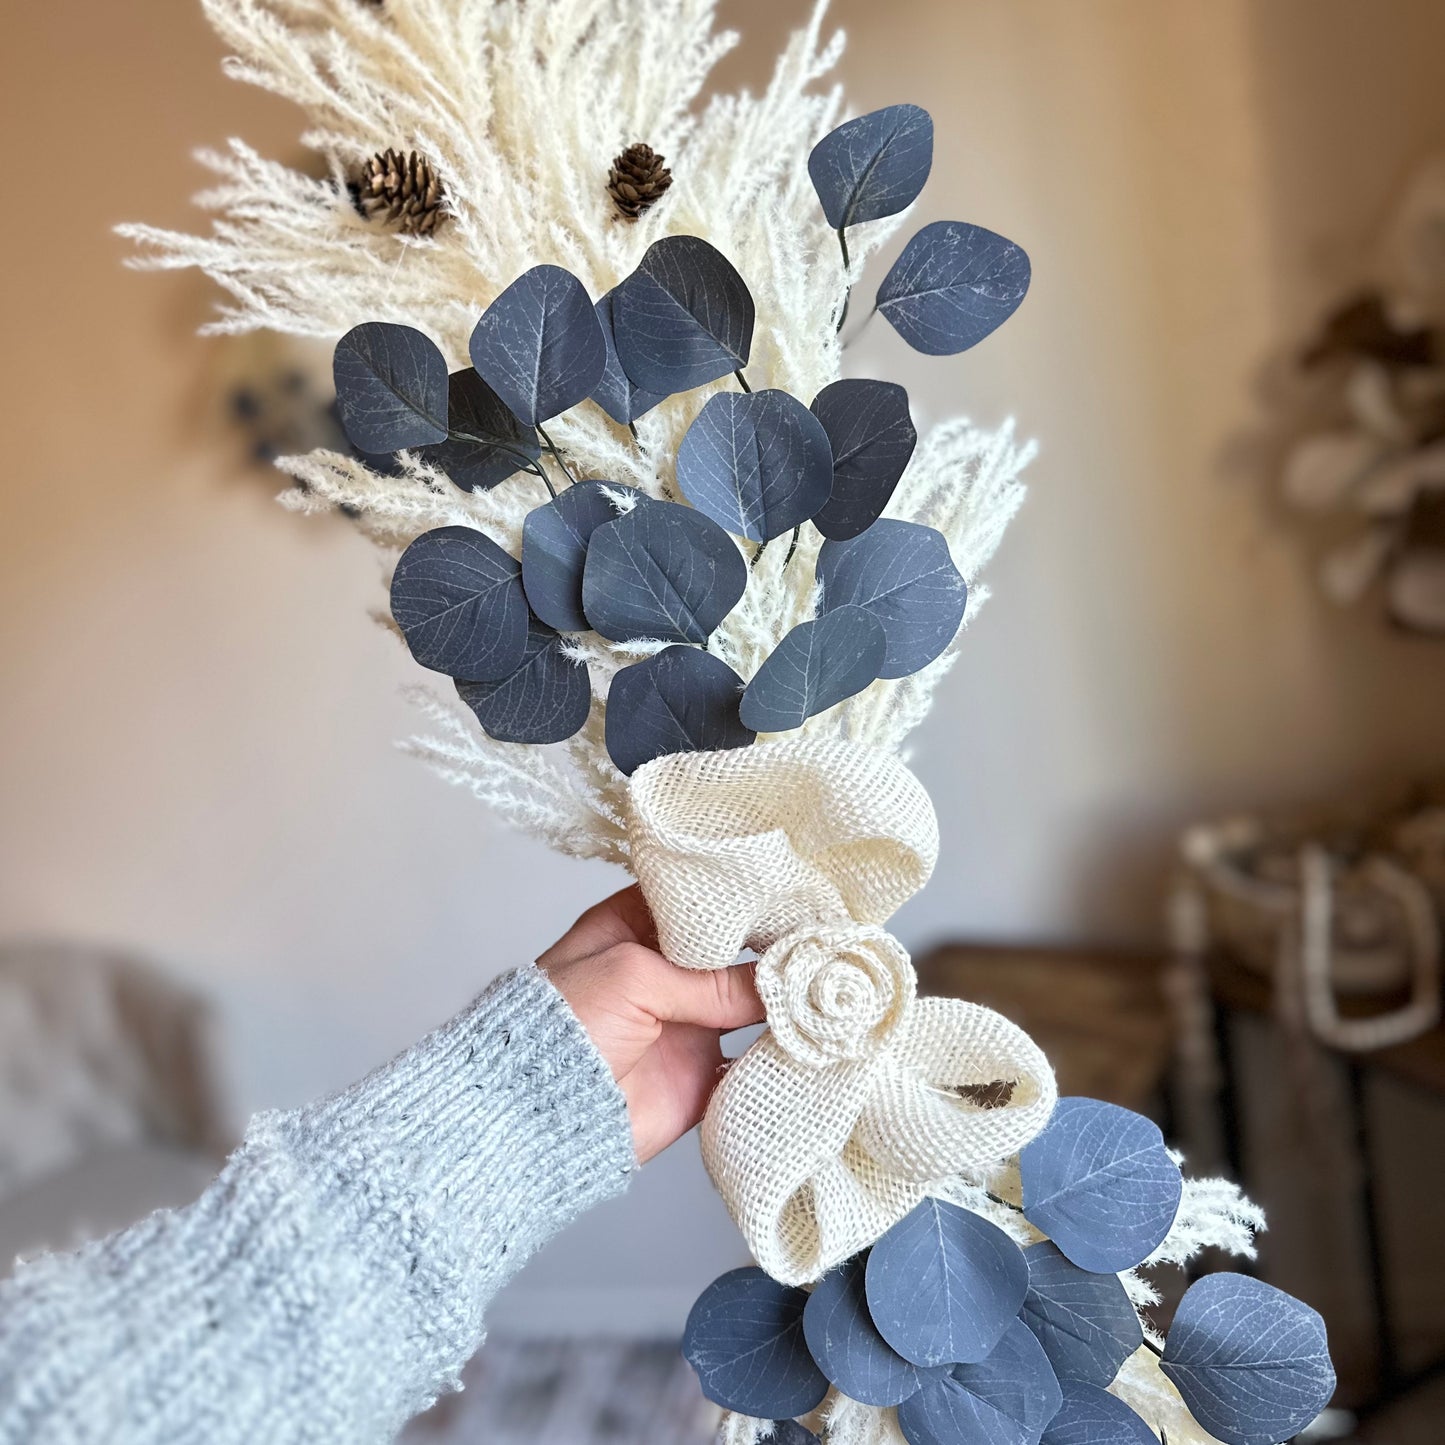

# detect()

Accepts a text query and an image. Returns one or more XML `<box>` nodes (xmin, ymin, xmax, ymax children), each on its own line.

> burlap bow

<box><xmin>628</xmin><ymin>736</ymin><xmax>1057</xmax><ymax>1285</ymax></box>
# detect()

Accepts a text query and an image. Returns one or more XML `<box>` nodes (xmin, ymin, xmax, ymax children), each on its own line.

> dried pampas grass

<box><xmin>121</xmin><ymin>0</ymin><xmax>1032</xmax><ymax>857</ymax></box>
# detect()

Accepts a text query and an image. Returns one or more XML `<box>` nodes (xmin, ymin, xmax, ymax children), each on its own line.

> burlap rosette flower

<box><xmin>628</xmin><ymin>734</ymin><xmax>1058</xmax><ymax>1285</ymax></box>
<box><xmin>755</xmin><ymin>922</ymin><xmax>914</xmax><ymax>1069</ymax></box>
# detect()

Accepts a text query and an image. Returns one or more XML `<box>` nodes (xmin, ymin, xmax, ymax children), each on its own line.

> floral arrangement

<box><xmin>1265</xmin><ymin>158</ymin><xmax>1445</xmax><ymax>634</ymax></box>
<box><xmin>130</xmin><ymin>3</ymin><xmax>1334</xmax><ymax>1442</ymax></box>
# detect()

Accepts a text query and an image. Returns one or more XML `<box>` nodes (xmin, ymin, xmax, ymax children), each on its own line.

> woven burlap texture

<box><xmin>627</xmin><ymin>736</ymin><xmax>1057</xmax><ymax>1284</ymax></box>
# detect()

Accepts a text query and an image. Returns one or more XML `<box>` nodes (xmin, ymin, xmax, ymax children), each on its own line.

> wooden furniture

<box><xmin>916</xmin><ymin>943</ymin><xmax>1173</xmax><ymax>1113</ymax></box>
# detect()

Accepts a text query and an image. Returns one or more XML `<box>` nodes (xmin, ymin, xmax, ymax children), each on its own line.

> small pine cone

<box><xmin>607</xmin><ymin>142</ymin><xmax>672</xmax><ymax>220</ymax></box>
<box><xmin>356</xmin><ymin>148</ymin><xmax>446</xmax><ymax>237</ymax></box>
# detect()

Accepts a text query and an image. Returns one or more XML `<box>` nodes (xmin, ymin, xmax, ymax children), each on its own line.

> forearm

<box><xmin>0</xmin><ymin>966</ymin><xmax>635</xmax><ymax>1445</ymax></box>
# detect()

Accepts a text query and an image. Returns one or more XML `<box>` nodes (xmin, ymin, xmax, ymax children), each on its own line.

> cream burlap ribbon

<box><xmin>628</xmin><ymin>736</ymin><xmax>1058</xmax><ymax>1285</ymax></box>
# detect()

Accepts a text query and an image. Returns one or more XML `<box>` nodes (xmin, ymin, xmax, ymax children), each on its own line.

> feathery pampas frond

<box><xmin>122</xmin><ymin>0</ymin><xmax>1032</xmax><ymax>855</ymax></box>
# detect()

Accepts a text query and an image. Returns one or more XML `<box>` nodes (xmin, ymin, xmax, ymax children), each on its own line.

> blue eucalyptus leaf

<box><xmin>676</xmin><ymin>389</ymin><xmax>834</xmax><ymax>542</ymax></box>
<box><xmin>895</xmin><ymin>1319</ymin><xmax>1063</xmax><ymax>1445</ymax></box>
<box><xmin>816</xmin><ymin>519</ymin><xmax>967</xmax><ymax>678</ymax></box>
<box><xmin>866</xmin><ymin>1198</ymin><xmax>1030</xmax><ymax>1368</ymax></box>
<box><xmin>1020</xmin><ymin>1243</ymin><xmax>1143</xmax><ymax>1388</ymax></box>
<box><xmin>740</xmin><ymin>606</ymin><xmax>885</xmax><ymax>733</ymax></box>
<box><xmin>1019</xmin><ymin>1098</ymin><xmax>1183</xmax><ymax>1274</ymax></box>
<box><xmin>808</xmin><ymin>104</ymin><xmax>934</xmax><ymax>231</ymax></box>
<box><xmin>803</xmin><ymin>1253</ymin><xmax>944</xmax><ymax>1408</ymax></box>
<box><xmin>612</xmin><ymin>235</ymin><xmax>755</xmax><ymax>394</ymax></box>
<box><xmin>592</xmin><ymin>290</ymin><xmax>668</xmax><ymax>425</ymax></box>
<box><xmin>468</xmin><ymin>264</ymin><xmax>607</xmax><ymax>424</ymax></box>
<box><xmin>877</xmin><ymin>221</ymin><xmax>1031</xmax><ymax>356</ymax></box>
<box><xmin>582</xmin><ymin>501</ymin><xmax>746</xmax><ymax>645</ymax></box>
<box><xmin>1040</xmin><ymin>1381</ymin><xmax>1157</xmax><ymax>1445</ymax></box>
<box><xmin>389</xmin><ymin>525</ymin><xmax>528</xmax><ymax>681</ymax></box>
<box><xmin>455</xmin><ymin>616</ymin><xmax>590</xmax><ymax>744</ymax></box>
<box><xmin>681</xmin><ymin>1266</ymin><xmax>829</xmax><ymax>1419</ymax></box>
<box><xmin>1161</xmin><ymin>1274</ymin><xmax>1334</xmax><ymax>1445</ymax></box>
<box><xmin>334</xmin><ymin>322</ymin><xmax>449</xmax><ymax>452</ymax></box>
<box><xmin>418</xmin><ymin>369</ymin><xmax>541</xmax><ymax>492</ymax></box>
<box><xmin>605</xmin><ymin>645</ymin><xmax>754</xmax><ymax>777</ymax></box>
<box><xmin>810</xmin><ymin>379</ymin><xmax>917</xmax><ymax>541</ymax></box>
<box><xmin>521</xmin><ymin>482</ymin><xmax>644</xmax><ymax>632</ymax></box>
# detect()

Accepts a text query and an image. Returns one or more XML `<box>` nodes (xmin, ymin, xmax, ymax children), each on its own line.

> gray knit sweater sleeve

<box><xmin>0</xmin><ymin>965</ymin><xmax>636</xmax><ymax>1444</ymax></box>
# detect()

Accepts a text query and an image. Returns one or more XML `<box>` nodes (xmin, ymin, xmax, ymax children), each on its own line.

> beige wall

<box><xmin>4</xmin><ymin>0</ymin><xmax>1445</xmax><ymax>1331</ymax></box>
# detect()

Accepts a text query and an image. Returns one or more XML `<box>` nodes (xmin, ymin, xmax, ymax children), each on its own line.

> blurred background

<box><xmin>4</xmin><ymin>0</ymin><xmax>1445</xmax><ymax>1440</ymax></box>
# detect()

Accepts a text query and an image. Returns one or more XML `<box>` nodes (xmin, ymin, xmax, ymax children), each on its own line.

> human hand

<box><xmin>538</xmin><ymin>886</ymin><xmax>763</xmax><ymax>1163</ymax></box>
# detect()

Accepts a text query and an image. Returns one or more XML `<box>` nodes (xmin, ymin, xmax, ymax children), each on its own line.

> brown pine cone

<box><xmin>607</xmin><ymin>142</ymin><xmax>672</xmax><ymax>220</ymax></box>
<box><xmin>356</xmin><ymin>148</ymin><xmax>446</xmax><ymax>237</ymax></box>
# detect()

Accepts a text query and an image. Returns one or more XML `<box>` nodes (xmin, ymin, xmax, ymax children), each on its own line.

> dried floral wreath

<box><xmin>328</xmin><ymin>105</ymin><xmax>1335</xmax><ymax>1445</ymax></box>
<box><xmin>131</xmin><ymin>3</ymin><xmax>1334</xmax><ymax>1440</ymax></box>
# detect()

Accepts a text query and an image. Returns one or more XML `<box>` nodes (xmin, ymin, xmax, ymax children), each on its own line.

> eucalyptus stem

<box><xmin>782</xmin><ymin>525</ymin><xmax>801</xmax><ymax>570</ymax></box>
<box><xmin>840</xmin><ymin>304</ymin><xmax>879</xmax><ymax>350</ymax></box>
<box><xmin>750</xmin><ymin>537</ymin><xmax>769</xmax><ymax>570</ymax></box>
<box><xmin>448</xmin><ymin>429</ymin><xmax>546</xmax><ymax>476</ymax></box>
<box><xmin>534</xmin><ymin>423</ymin><xmax>577</xmax><ymax>484</ymax></box>
<box><xmin>734</xmin><ymin>369</ymin><xmax>752</xmax><ymax>393</ymax></box>
<box><xmin>984</xmin><ymin>1190</ymin><xmax>1024</xmax><ymax>1213</ymax></box>
<box><xmin>835</xmin><ymin>227</ymin><xmax>852</xmax><ymax>335</ymax></box>
<box><xmin>532</xmin><ymin>463</ymin><xmax>556</xmax><ymax>499</ymax></box>
<box><xmin>1142</xmin><ymin>1337</ymin><xmax>1165</xmax><ymax>1359</ymax></box>
<box><xmin>627</xmin><ymin>420</ymin><xmax>640</xmax><ymax>444</ymax></box>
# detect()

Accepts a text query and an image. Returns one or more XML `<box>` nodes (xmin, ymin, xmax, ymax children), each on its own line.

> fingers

<box><xmin>537</xmin><ymin>884</ymin><xmax>659</xmax><ymax>969</ymax></box>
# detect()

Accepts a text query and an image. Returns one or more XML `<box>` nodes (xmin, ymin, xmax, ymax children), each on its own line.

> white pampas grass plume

<box><xmin>124</xmin><ymin>0</ymin><xmax>1033</xmax><ymax>853</ymax></box>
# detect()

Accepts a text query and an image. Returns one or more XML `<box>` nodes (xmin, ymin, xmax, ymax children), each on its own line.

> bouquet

<box><xmin>128</xmin><ymin>3</ymin><xmax>1335</xmax><ymax>1442</ymax></box>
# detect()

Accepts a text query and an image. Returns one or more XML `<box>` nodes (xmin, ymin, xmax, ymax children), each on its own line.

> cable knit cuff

<box><xmin>270</xmin><ymin>965</ymin><xmax>636</xmax><ymax>1320</ymax></box>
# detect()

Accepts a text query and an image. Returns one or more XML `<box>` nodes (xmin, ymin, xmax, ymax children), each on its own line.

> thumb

<box><xmin>650</xmin><ymin>958</ymin><xmax>765</xmax><ymax>1033</ymax></box>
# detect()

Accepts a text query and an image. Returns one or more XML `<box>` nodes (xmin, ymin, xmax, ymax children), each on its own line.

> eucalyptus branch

<box><xmin>447</xmin><ymin>427</ymin><xmax>546</xmax><ymax>474</ymax></box>
<box><xmin>835</xmin><ymin>227</ymin><xmax>852</xmax><ymax>335</ymax></box>
<box><xmin>734</xmin><ymin>369</ymin><xmax>753</xmax><ymax>393</ymax></box>
<box><xmin>534</xmin><ymin>423</ymin><xmax>577</xmax><ymax>484</ymax></box>
<box><xmin>782</xmin><ymin>525</ymin><xmax>802</xmax><ymax>570</ymax></box>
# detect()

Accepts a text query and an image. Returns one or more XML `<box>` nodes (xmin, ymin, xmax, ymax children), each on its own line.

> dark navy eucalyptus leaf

<box><xmin>877</xmin><ymin>221</ymin><xmax>1031</xmax><ymax>356</ymax></box>
<box><xmin>467</xmin><ymin>265</ymin><xmax>607</xmax><ymax>425</ymax></box>
<box><xmin>521</xmin><ymin>482</ymin><xmax>644</xmax><ymax>632</ymax></box>
<box><xmin>455</xmin><ymin>616</ymin><xmax>590</xmax><ymax>744</ymax></box>
<box><xmin>592</xmin><ymin>290</ymin><xmax>667</xmax><ymax>425</ymax></box>
<box><xmin>418</xmin><ymin>369</ymin><xmax>541</xmax><ymax>492</ymax></box>
<box><xmin>1039</xmin><ymin>1381</ymin><xmax>1157</xmax><ymax>1445</ymax></box>
<box><xmin>681</xmin><ymin>1266</ymin><xmax>829</xmax><ymax>1419</ymax></box>
<box><xmin>895</xmin><ymin>1319</ymin><xmax>1063</xmax><ymax>1445</ymax></box>
<box><xmin>605</xmin><ymin>646</ymin><xmax>755</xmax><ymax>777</ymax></box>
<box><xmin>1161</xmin><ymin>1274</ymin><xmax>1334</xmax><ymax>1445</ymax></box>
<box><xmin>816</xmin><ymin>519</ymin><xmax>967</xmax><ymax>678</ymax></box>
<box><xmin>762</xmin><ymin>1424</ymin><xmax>820</xmax><ymax>1445</ymax></box>
<box><xmin>810</xmin><ymin>379</ymin><xmax>917</xmax><ymax>541</ymax></box>
<box><xmin>740</xmin><ymin>606</ymin><xmax>885</xmax><ymax>733</ymax></box>
<box><xmin>676</xmin><ymin>390</ymin><xmax>834</xmax><ymax>542</ymax></box>
<box><xmin>333</xmin><ymin>322</ymin><xmax>449</xmax><ymax>453</ymax></box>
<box><xmin>808</xmin><ymin>104</ymin><xmax>934</xmax><ymax>231</ymax></box>
<box><xmin>803</xmin><ymin>1253</ymin><xmax>944</xmax><ymax>1407</ymax></box>
<box><xmin>612</xmin><ymin>235</ymin><xmax>756</xmax><ymax>394</ymax></box>
<box><xmin>1020</xmin><ymin>1243</ymin><xmax>1143</xmax><ymax>1388</ymax></box>
<box><xmin>389</xmin><ymin>526</ymin><xmax>528</xmax><ymax>681</ymax></box>
<box><xmin>582</xmin><ymin>501</ymin><xmax>746</xmax><ymax>644</ymax></box>
<box><xmin>1019</xmin><ymin>1098</ymin><xmax>1183</xmax><ymax>1274</ymax></box>
<box><xmin>866</xmin><ymin>1198</ymin><xmax>1030</xmax><ymax>1368</ymax></box>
